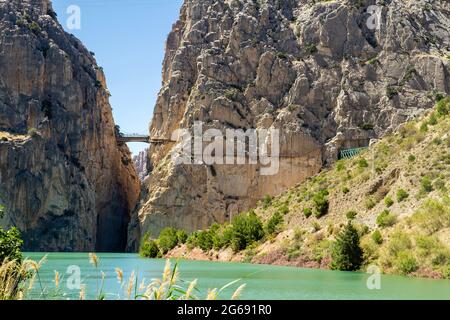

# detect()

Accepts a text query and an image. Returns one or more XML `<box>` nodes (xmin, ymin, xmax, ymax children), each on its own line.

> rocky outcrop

<box><xmin>133</xmin><ymin>150</ymin><xmax>148</xmax><ymax>181</ymax></box>
<box><xmin>131</xmin><ymin>0</ymin><xmax>449</xmax><ymax>248</ymax></box>
<box><xmin>0</xmin><ymin>0</ymin><xmax>140</xmax><ymax>252</ymax></box>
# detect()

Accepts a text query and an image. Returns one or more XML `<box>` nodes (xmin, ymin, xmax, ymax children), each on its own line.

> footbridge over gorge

<box><xmin>117</xmin><ymin>133</ymin><xmax>171</xmax><ymax>144</ymax></box>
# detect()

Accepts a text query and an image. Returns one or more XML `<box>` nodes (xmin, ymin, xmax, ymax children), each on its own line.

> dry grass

<box><xmin>1</xmin><ymin>255</ymin><xmax>245</xmax><ymax>300</ymax></box>
<box><xmin>137</xmin><ymin>259</ymin><xmax>245</xmax><ymax>300</ymax></box>
<box><xmin>0</xmin><ymin>256</ymin><xmax>46</xmax><ymax>300</ymax></box>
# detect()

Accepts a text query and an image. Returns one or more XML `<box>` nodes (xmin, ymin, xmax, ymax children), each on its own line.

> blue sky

<box><xmin>53</xmin><ymin>0</ymin><xmax>184</xmax><ymax>155</ymax></box>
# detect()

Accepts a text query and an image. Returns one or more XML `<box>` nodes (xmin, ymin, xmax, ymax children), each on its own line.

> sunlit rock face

<box><xmin>133</xmin><ymin>150</ymin><xmax>149</xmax><ymax>181</ymax></box>
<box><xmin>125</xmin><ymin>0</ymin><xmax>450</xmax><ymax>249</ymax></box>
<box><xmin>0</xmin><ymin>0</ymin><xmax>140</xmax><ymax>252</ymax></box>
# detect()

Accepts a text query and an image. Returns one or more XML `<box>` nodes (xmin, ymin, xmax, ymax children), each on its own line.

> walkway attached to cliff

<box><xmin>339</xmin><ymin>147</ymin><xmax>368</xmax><ymax>159</ymax></box>
<box><xmin>117</xmin><ymin>133</ymin><xmax>170</xmax><ymax>144</ymax></box>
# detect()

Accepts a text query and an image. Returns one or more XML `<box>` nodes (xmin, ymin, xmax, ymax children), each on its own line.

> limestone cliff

<box><xmin>0</xmin><ymin>0</ymin><xmax>140</xmax><ymax>252</ymax></box>
<box><xmin>132</xmin><ymin>0</ymin><xmax>449</xmax><ymax>248</ymax></box>
<box><xmin>133</xmin><ymin>150</ymin><xmax>148</xmax><ymax>181</ymax></box>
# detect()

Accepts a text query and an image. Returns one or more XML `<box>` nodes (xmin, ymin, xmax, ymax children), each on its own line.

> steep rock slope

<box><xmin>0</xmin><ymin>0</ymin><xmax>140</xmax><ymax>251</ymax></box>
<box><xmin>167</xmin><ymin>100</ymin><xmax>450</xmax><ymax>279</ymax></box>
<box><xmin>133</xmin><ymin>0</ymin><xmax>449</xmax><ymax>247</ymax></box>
<box><xmin>133</xmin><ymin>150</ymin><xmax>149</xmax><ymax>181</ymax></box>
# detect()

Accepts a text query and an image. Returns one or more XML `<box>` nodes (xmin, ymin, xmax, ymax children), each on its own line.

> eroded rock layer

<box><xmin>132</xmin><ymin>0</ymin><xmax>449</xmax><ymax>248</ymax></box>
<box><xmin>0</xmin><ymin>0</ymin><xmax>140</xmax><ymax>252</ymax></box>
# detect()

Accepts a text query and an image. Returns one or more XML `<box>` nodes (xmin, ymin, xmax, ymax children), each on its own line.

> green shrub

<box><xmin>265</xmin><ymin>212</ymin><xmax>283</xmax><ymax>236</ymax></box>
<box><xmin>394</xmin><ymin>251</ymin><xmax>418</xmax><ymax>275</ymax></box>
<box><xmin>442</xmin><ymin>265</ymin><xmax>450</xmax><ymax>279</ymax></box>
<box><xmin>420</xmin><ymin>177</ymin><xmax>433</xmax><ymax>193</ymax></box>
<box><xmin>428</xmin><ymin>113</ymin><xmax>438</xmax><ymax>125</ymax></box>
<box><xmin>386</xmin><ymin>86</ymin><xmax>399</xmax><ymax>99</ymax></box>
<box><xmin>412</xmin><ymin>199</ymin><xmax>450</xmax><ymax>234</ymax></box>
<box><xmin>278</xmin><ymin>204</ymin><xmax>289</xmax><ymax>215</ymax></box>
<box><xmin>342</xmin><ymin>186</ymin><xmax>350</xmax><ymax>194</ymax></box>
<box><xmin>303</xmin><ymin>208</ymin><xmax>312</xmax><ymax>218</ymax></box>
<box><xmin>15</xmin><ymin>18</ymin><xmax>27</xmax><ymax>28</ymax></box>
<box><xmin>359</xmin><ymin>123</ymin><xmax>374</xmax><ymax>131</ymax></box>
<box><xmin>305</xmin><ymin>43</ymin><xmax>318</xmax><ymax>54</ymax></box>
<box><xmin>262</xmin><ymin>195</ymin><xmax>272</xmax><ymax>209</ymax></box>
<box><xmin>387</xmin><ymin>231</ymin><xmax>412</xmax><ymax>257</ymax></box>
<box><xmin>384</xmin><ymin>196</ymin><xmax>394</xmax><ymax>207</ymax></box>
<box><xmin>157</xmin><ymin>227</ymin><xmax>179</xmax><ymax>254</ymax></box>
<box><xmin>331</xmin><ymin>222</ymin><xmax>363</xmax><ymax>271</ymax></box>
<box><xmin>140</xmin><ymin>239</ymin><xmax>159</xmax><ymax>258</ymax></box>
<box><xmin>436</xmin><ymin>96</ymin><xmax>450</xmax><ymax>116</ymax></box>
<box><xmin>176</xmin><ymin>230</ymin><xmax>188</xmax><ymax>244</ymax></box>
<box><xmin>345</xmin><ymin>211</ymin><xmax>358</xmax><ymax>220</ymax></box>
<box><xmin>186</xmin><ymin>232</ymin><xmax>198</xmax><ymax>249</ymax></box>
<box><xmin>371</xmin><ymin>229</ymin><xmax>383</xmax><ymax>245</ymax></box>
<box><xmin>432</xmin><ymin>138</ymin><xmax>442</xmax><ymax>145</ymax></box>
<box><xmin>408</xmin><ymin>155</ymin><xmax>416</xmax><ymax>162</ymax></box>
<box><xmin>186</xmin><ymin>229</ymin><xmax>215</xmax><ymax>251</ymax></box>
<box><xmin>357</xmin><ymin>157</ymin><xmax>369</xmax><ymax>168</ymax></box>
<box><xmin>313</xmin><ymin>239</ymin><xmax>332</xmax><ymax>263</ymax></box>
<box><xmin>364</xmin><ymin>197</ymin><xmax>376</xmax><ymax>209</ymax></box>
<box><xmin>430</xmin><ymin>250</ymin><xmax>449</xmax><ymax>267</ymax></box>
<box><xmin>420</xmin><ymin>122</ymin><xmax>428</xmax><ymax>132</ymax></box>
<box><xmin>212</xmin><ymin>224</ymin><xmax>233</xmax><ymax>250</ymax></box>
<box><xmin>433</xmin><ymin>178</ymin><xmax>446</xmax><ymax>192</ymax></box>
<box><xmin>0</xmin><ymin>225</ymin><xmax>23</xmax><ymax>262</ymax></box>
<box><xmin>312</xmin><ymin>190</ymin><xmax>329</xmax><ymax>218</ymax></box>
<box><xmin>312</xmin><ymin>221</ymin><xmax>321</xmax><ymax>232</ymax></box>
<box><xmin>336</xmin><ymin>161</ymin><xmax>345</xmax><ymax>172</ymax></box>
<box><xmin>276</xmin><ymin>52</ymin><xmax>287</xmax><ymax>60</ymax></box>
<box><xmin>196</xmin><ymin>230</ymin><xmax>214</xmax><ymax>251</ymax></box>
<box><xmin>376</xmin><ymin>210</ymin><xmax>396</xmax><ymax>228</ymax></box>
<box><xmin>28</xmin><ymin>21</ymin><xmax>41</xmax><ymax>34</ymax></box>
<box><xmin>230</xmin><ymin>211</ymin><xmax>264</xmax><ymax>252</ymax></box>
<box><xmin>286</xmin><ymin>244</ymin><xmax>302</xmax><ymax>261</ymax></box>
<box><xmin>396</xmin><ymin>189</ymin><xmax>409</xmax><ymax>202</ymax></box>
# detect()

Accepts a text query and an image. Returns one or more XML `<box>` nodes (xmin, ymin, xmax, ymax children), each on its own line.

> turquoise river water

<box><xmin>24</xmin><ymin>253</ymin><xmax>450</xmax><ymax>300</ymax></box>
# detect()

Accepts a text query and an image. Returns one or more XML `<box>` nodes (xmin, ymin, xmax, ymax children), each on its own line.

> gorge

<box><xmin>0</xmin><ymin>0</ymin><xmax>449</xmax><ymax>264</ymax></box>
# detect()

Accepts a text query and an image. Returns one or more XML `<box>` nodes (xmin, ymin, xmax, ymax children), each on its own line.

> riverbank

<box><xmin>164</xmin><ymin>236</ymin><xmax>446</xmax><ymax>280</ymax></box>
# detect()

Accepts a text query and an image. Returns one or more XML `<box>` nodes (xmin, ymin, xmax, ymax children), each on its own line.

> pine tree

<box><xmin>331</xmin><ymin>221</ymin><xmax>363</xmax><ymax>271</ymax></box>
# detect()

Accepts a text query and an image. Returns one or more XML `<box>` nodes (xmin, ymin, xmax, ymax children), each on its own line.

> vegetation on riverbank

<box><xmin>140</xmin><ymin>210</ymin><xmax>277</xmax><ymax>258</ymax></box>
<box><xmin>151</xmin><ymin>97</ymin><xmax>450</xmax><ymax>279</ymax></box>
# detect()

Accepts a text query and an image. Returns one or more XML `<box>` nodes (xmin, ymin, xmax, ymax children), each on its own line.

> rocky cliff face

<box><xmin>0</xmin><ymin>0</ymin><xmax>140</xmax><ymax>252</ymax></box>
<box><xmin>133</xmin><ymin>150</ymin><xmax>148</xmax><ymax>181</ymax></box>
<box><xmin>131</xmin><ymin>0</ymin><xmax>449</xmax><ymax>248</ymax></box>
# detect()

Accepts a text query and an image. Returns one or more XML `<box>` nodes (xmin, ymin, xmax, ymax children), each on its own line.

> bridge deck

<box><xmin>117</xmin><ymin>135</ymin><xmax>171</xmax><ymax>144</ymax></box>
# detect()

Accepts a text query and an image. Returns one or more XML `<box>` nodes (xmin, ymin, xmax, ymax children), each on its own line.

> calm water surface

<box><xmin>24</xmin><ymin>253</ymin><xmax>450</xmax><ymax>300</ymax></box>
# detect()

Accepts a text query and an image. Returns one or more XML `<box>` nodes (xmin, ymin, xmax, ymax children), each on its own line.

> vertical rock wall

<box><xmin>130</xmin><ymin>0</ymin><xmax>449</xmax><ymax>249</ymax></box>
<box><xmin>0</xmin><ymin>0</ymin><xmax>140</xmax><ymax>252</ymax></box>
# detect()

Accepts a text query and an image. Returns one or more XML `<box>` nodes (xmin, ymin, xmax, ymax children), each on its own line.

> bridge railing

<box><xmin>339</xmin><ymin>147</ymin><xmax>368</xmax><ymax>159</ymax></box>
